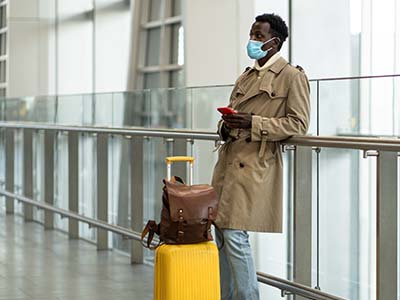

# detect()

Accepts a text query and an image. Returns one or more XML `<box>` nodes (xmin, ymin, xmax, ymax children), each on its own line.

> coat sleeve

<box><xmin>216</xmin><ymin>119</ymin><xmax>228</xmax><ymax>141</ymax></box>
<box><xmin>251</xmin><ymin>71</ymin><xmax>310</xmax><ymax>142</ymax></box>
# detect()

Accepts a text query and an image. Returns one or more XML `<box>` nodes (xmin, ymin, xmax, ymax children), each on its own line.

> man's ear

<box><xmin>273</xmin><ymin>37</ymin><xmax>281</xmax><ymax>49</ymax></box>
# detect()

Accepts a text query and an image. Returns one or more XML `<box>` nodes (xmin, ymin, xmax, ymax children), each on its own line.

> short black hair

<box><xmin>255</xmin><ymin>13</ymin><xmax>289</xmax><ymax>50</ymax></box>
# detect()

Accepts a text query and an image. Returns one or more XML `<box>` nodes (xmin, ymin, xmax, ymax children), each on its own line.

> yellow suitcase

<box><xmin>154</xmin><ymin>242</ymin><xmax>220</xmax><ymax>300</ymax></box>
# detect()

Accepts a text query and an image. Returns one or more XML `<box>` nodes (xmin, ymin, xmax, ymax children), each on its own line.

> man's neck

<box><xmin>257</xmin><ymin>51</ymin><xmax>277</xmax><ymax>67</ymax></box>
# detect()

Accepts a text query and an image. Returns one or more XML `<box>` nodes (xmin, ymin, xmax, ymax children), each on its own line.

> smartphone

<box><xmin>217</xmin><ymin>107</ymin><xmax>237</xmax><ymax>115</ymax></box>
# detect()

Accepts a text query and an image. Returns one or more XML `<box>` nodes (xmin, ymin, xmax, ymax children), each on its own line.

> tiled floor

<box><xmin>0</xmin><ymin>212</ymin><xmax>153</xmax><ymax>300</ymax></box>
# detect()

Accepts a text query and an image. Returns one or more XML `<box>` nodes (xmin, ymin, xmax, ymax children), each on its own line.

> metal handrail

<box><xmin>0</xmin><ymin>188</ymin><xmax>346</xmax><ymax>300</ymax></box>
<box><xmin>0</xmin><ymin>122</ymin><xmax>400</xmax><ymax>151</ymax></box>
<box><xmin>287</xmin><ymin>136</ymin><xmax>400</xmax><ymax>152</ymax></box>
<box><xmin>257</xmin><ymin>272</ymin><xmax>346</xmax><ymax>300</ymax></box>
<box><xmin>309</xmin><ymin>73</ymin><xmax>400</xmax><ymax>82</ymax></box>
<box><xmin>0</xmin><ymin>122</ymin><xmax>220</xmax><ymax>141</ymax></box>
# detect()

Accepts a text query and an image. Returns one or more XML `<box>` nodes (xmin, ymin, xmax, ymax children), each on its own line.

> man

<box><xmin>212</xmin><ymin>13</ymin><xmax>310</xmax><ymax>300</ymax></box>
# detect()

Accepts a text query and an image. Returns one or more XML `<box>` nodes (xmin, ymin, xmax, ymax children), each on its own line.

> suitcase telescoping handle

<box><xmin>165</xmin><ymin>156</ymin><xmax>194</xmax><ymax>185</ymax></box>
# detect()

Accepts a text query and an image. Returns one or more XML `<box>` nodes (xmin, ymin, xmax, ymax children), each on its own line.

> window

<box><xmin>134</xmin><ymin>0</ymin><xmax>184</xmax><ymax>89</ymax></box>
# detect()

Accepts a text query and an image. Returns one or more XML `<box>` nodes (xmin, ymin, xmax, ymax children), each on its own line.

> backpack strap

<box><xmin>206</xmin><ymin>207</ymin><xmax>214</xmax><ymax>241</ymax></box>
<box><xmin>212</xmin><ymin>221</ymin><xmax>225</xmax><ymax>251</ymax></box>
<box><xmin>177</xmin><ymin>209</ymin><xmax>185</xmax><ymax>243</ymax></box>
<box><xmin>141</xmin><ymin>220</ymin><xmax>161</xmax><ymax>250</ymax></box>
<box><xmin>206</xmin><ymin>208</ymin><xmax>224</xmax><ymax>250</ymax></box>
<box><xmin>163</xmin><ymin>176</ymin><xmax>185</xmax><ymax>185</ymax></box>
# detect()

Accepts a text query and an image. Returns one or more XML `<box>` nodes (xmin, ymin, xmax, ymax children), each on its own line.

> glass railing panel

<box><xmin>318</xmin><ymin>76</ymin><xmax>399</xmax><ymax>137</ymax></box>
<box><xmin>28</xmin><ymin>96</ymin><xmax>57</xmax><ymax>123</ymax></box>
<box><xmin>93</xmin><ymin>93</ymin><xmax>113</xmax><ymax>126</ymax></box>
<box><xmin>82</xmin><ymin>94</ymin><xmax>95</xmax><ymax>126</ymax></box>
<box><xmin>395</xmin><ymin>77</ymin><xmax>400</xmax><ymax>136</ymax></box>
<box><xmin>309</xmin><ymin>80</ymin><xmax>318</xmax><ymax>135</ymax></box>
<box><xmin>318</xmin><ymin>79</ymin><xmax>359</xmax><ymax>136</ymax></box>
<box><xmin>315</xmin><ymin>148</ymin><xmax>376</xmax><ymax>299</ymax></box>
<box><xmin>115</xmin><ymin>91</ymin><xmax>151</xmax><ymax>127</ymax></box>
<box><xmin>111</xmin><ymin>92</ymin><xmax>127</xmax><ymax>127</ymax></box>
<box><xmin>55</xmin><ymin>95</ymin><xmax>84</xmax><ymax>125</ymax></box>
<box><xmin>190</xmin><ymin>85</ymin><xmax>232</xmax><ymax>131</ymax></box>
<box><xmin>0</xmin><ymin>76</ymin><xmax>395</xmax><ymax>137</ymax></box>
<box><xmin>0</xmin><ymin>95</ymin><xmax>57</xmax><ymax>123</ymax></box>
<box><xmin>367</xmin><ymin>77</ymin><xmax>398</xmax><ymax>136</ymax></box>
<box><xmin>3</xmin><ymin>98</ymin><xmax>29</xmax><ymax>122</ymax></box>
<box><xmin>166</xmin><ymin>87</ymin><xmax>190</xmax><ymax>129</ymax></box>
<box><xmin>146</xmin><ymin>88</ymin><xmax>189</xmax><ymax>129</ymax></box>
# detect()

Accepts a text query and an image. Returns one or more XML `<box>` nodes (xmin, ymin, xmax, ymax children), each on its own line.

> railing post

<box><xmin>293</xmin><ymin>145</ymin><xmax>312</xmax><ymax>299</ymax></box>
<box><xmin>68</xmin><ymin>131</ymin><xmax>79</xmax><ymax>239</ymax></box>
<box><xmin>376</xmin><ymin>151</ymin><xmax>398</xmax><ymax>300</ymax></box>
<box><xmin>44</xmin><ymin>130</ymin><xmax>55</xmax><ymax>229</ymax></box>
<box><xmin>5</xmin><ymin>128</ymin><xmax>14</xmax><ymax>213</ymax></box>
<box><xmin>23</xmin><ymin>128</ymin><xmax>33</xmax><ymax>221</ymax></box>
<box><xmin>97</xmin><ymin>133</ymin><xmax>108</xmax><ymax>250</ymax></box>
<box><xmin>131</xmin><ymin>136</ymin><xmax>144</xmax><ymax>263</ymax></box>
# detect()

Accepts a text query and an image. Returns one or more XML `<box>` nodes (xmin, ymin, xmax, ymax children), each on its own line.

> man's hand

<box><xmin>222</xmin><ymin>113</ymin><xmax>252</xmax><ymax>129</ymax></box>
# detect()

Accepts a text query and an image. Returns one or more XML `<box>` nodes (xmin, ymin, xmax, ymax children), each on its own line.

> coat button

<box><xmin>239</xmin><ymin>162</ymin><xmax>245</xmax><ymax>168</ymax></box>
<box><xmin>271</xmin><ymin>92</ymin><xmax>276</xmax><ymax>97</ymax></box>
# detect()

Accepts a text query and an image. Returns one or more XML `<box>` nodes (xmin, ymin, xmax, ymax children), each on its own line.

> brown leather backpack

<box><xmin>141</xmin><ymin>176</ymin><xmax>222</xmax><ymax>249</ymax></box>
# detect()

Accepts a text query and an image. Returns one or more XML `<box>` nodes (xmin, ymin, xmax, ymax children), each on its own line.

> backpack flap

<box><xmin>164</xmin><ymin>180</ymin><xmax>218</xmax><ymax>222</ymax></box>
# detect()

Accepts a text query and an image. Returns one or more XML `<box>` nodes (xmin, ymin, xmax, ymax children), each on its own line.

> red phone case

<box><xmin>217</xmin><ymin>107</ymin><xmax>237</xmax><ymax>115</ymax></box>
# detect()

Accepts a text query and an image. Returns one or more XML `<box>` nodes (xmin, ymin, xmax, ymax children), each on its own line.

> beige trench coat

<box><xmin>211</xmin><ymin>57</ymin><xmax>310</xmax><ymax>233</ymax></box>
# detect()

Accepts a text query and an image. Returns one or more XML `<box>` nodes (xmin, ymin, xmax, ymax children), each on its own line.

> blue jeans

<box><xmin>216</xmin><ymin>229</ymin><xmax>260</xmax><ymax>300</ymax></box>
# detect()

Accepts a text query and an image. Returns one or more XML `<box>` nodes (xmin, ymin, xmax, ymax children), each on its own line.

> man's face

<box><xmin>249</xmin><ymin>21</ymin><xmax>278</xmax><ymax>51</ymax></box>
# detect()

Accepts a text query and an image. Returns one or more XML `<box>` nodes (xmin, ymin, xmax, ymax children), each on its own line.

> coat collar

<box><xmin>259</xmin><ymin>57</ymin><xmax>289</xmax><ymax>94</ymax></box>
<box><xmin>235</xmin><ymin>57</ymin><xmax>289</xmax><ymax>106</ymax></box>
<box><xmin>269</xmin><ymin>57</ymin><xmax>289</xmax><ymax>74</ymax></box>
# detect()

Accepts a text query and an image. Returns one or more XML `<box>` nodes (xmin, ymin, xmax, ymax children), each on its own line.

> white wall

<box><xmin>183</xmin><ymin>0</ymin><xmax>254</xmax><ymax>87</ymax></box>
<box><xmin>95</xmin><ymin>3</ymin><xmax>131</xmax><ymax>93</ymax></box>
<box><xmin>292</xmin><ymin>0</ymin><xmax>352</xmax><ymax>79</ymax></box>
<box><xmin>9</xmin><ymin>0</ymin><xmax>131</xmax><ymax>97</ymax></box>
<box><xmin>9</xmin><ymin>0</ymin><xmax>56</xmax><ymax>97</ymax></box>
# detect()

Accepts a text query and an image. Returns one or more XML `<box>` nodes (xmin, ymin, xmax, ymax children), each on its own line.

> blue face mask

<box><xmin>246</xmin><ymin>38</ymin><xmax>276</xmax><ymax>60</ymax></box>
